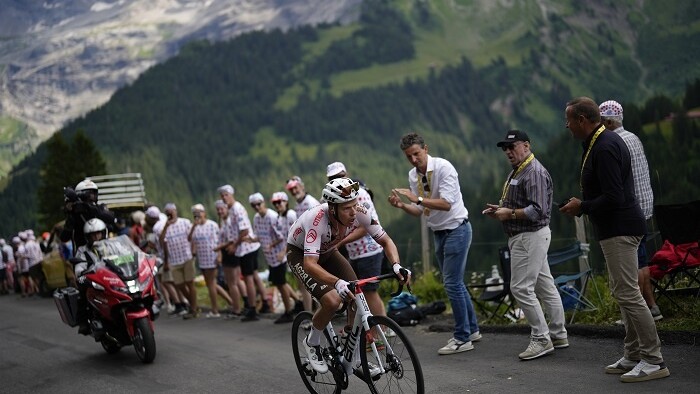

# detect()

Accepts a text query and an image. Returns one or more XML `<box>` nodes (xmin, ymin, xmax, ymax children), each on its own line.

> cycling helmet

<box><xmin>75</xmin><ymin>179</ymin><xmax>98</xmax><ymax>192</ymax></box>
<box><xmin>322</xmin><ymin>178</ymin><xmax>359</xmax><ymax>204</ymax></box>
<box><xmin>83</xmin><ymin>218</ymin><xmax>107</xmax><ymax>245</ymax></box>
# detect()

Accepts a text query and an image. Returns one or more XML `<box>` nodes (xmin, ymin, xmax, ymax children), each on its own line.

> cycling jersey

<box><xmin>287</xmin><ymin>203</ymin><xmax>386</xmax><ymax>258</ymax></box>
<box><xmin>293</xmin><ymin>194</ymin><xmax>320</xmax><ymax>217</ymax></box>
<box><xmin>345</xmin><ymin>188</ymin><xmax>384</xmax><ymax>260</ymax></box>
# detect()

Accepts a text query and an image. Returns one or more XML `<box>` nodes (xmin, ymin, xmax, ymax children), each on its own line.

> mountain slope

<box><xmin>1</xmin><ymin>0</ymin><xmax>699</xmax><ymax>266</ymax></box>
<box><xmin>0</xmin><ymin>0</ymin><xmax>362</xmax><ymax>176</ymax></box>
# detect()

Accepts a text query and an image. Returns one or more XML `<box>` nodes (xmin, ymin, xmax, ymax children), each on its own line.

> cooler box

<box><xmin>53</xmin><ymin>287</ymin><xmax>80</xmax><ymax>327</ymax></box>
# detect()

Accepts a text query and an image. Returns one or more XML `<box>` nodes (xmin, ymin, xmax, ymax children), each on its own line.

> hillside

<box><xmin>0</xmin><ymin>0</ymin><xmax>363</xmax><ymax>177</ymax></box>
<box><xmin>1</xmin><ymin>0</ymin><xmax>699</xmax><ymax>267</ymax></box>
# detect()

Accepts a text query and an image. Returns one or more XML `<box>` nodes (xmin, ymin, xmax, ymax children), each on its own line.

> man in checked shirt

<box><xmin>483</xmin><ymin>129</ymin><xmax>567</xmax><ymax>360</ymax></box>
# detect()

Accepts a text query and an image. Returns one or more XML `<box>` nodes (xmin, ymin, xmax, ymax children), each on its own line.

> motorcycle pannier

<box><xmin>53</xmin><ymin>287</ymin><xmax>80</xmax><ymax>327</ymax></box>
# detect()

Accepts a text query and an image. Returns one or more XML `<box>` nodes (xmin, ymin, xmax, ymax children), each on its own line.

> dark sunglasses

<box><xmin>339</xmin><ymin>182</ymin><xmax>360</xmax><ymax>197</ymax></box>
<box><xmin>421</xmin><ymin>175</ymin><xmax>430</xmax><ymax>192</ymax></box>
<box><xmin>501</xmin><ymin>142</ymin><xmax>523</xmax><ymax>151</ymax></box>
<box><xmin>271</xmin><ymin>201</ymin><xmax>284</xmax><ymax>205</ymax></box>
<box><xmin>251</xmin><ymin>202</ymin><xmax>262</xmax><ymax>207</ymax></box>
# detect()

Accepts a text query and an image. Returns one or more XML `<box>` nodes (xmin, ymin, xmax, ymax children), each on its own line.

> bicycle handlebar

<box><xmin>347</xmin><ymin>268</ymin><xmax>412</xmax><ymax>298</ymax></box>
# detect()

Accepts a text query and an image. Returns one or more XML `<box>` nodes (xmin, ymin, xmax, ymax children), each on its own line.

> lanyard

<box><xmin>499</xmin><ymin>153</ymin><xmax>534</xmax><ymax>206</ymax></box>
<box><xmin>579</xmin><ymin>125</ymin><xmax>605</xmax><ymax>191</ymax></box>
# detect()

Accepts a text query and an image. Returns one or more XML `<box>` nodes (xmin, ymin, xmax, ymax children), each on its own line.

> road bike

<box><xmin>291</xmin><ymin>271</ymin><xmax>424</xmax><ymax>393</ymax></box>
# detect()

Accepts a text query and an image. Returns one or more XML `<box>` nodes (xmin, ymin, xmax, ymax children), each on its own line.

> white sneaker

<box><xmin>303</xmin><ymin>336</ymin><xmax>328</xmax><ymax>374</ymax></box>
<box><xmin>205</xmin><ymin>311</ymin><xmax>221</xmax><ymax>319</ymax></box>
<box><xmin>469</xmin><ymin>331</ymin><xmax>482</xmax><ymax>342</ymax></box>
<box><xmin>518</xmin><ymin>337</ymin><xmax>554</xmax><ymax>360</ymax></box>
<box><xmin>605</xmin><ymin>357</ymin><xmax>638</xmax><ymax>374</ymax></box>
<box><xmin>438</xmin><ymin>337</ymin><xmax>474</xmax><ymax>355</ymax></box>
<box><xmin>620</xmin><ymin>360</ymin><xmax>670</xmax><ymax>382</ymax></box>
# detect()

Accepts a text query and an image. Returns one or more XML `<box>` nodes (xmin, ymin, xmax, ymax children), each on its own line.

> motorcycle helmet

<box><xmin>75</xmin><ymin>179</ymin><xmax>99</xmax><ymax>203</ymax></box>
<box><xmin>83</xmin><ymin>218</ymin><xmax>107</xmax><ymax>247</ymax></box>
<box><xmin>321</xmin><ymin>178</ymin><xmax>359</xmax><ymax>205</ymax></box>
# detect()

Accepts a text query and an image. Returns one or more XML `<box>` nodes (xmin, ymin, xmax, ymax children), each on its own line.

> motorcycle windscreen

<box><xmin>104</xmin><ymin>252</ymin><xmax>140</xmax><ymax>279</ymax></box>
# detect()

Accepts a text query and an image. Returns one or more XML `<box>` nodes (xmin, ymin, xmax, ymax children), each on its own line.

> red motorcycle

<box><xmin>54</xmin><ymin>235</ymin><xmax>161</xmax><ymax>363</ymax></box>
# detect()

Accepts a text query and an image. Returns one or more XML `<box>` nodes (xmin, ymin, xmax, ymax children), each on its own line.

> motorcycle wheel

<box><xmin>101</xmin><ymin>339</ymin><xmax>121</xmax><ymax>354</ymax></box>
<box><xmin>132</xmin><ymin>317</ymin><xmax>156</xmax><ymax>363</ymax></box>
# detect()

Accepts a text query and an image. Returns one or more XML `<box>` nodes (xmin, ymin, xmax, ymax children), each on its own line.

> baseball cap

<box><xmin>215</xmin><ymin>199</ymin><xmax>227</xmax><ymax>208</ymax></box>
<box><xmin>599</xmin><ymin>100</ymin><xmax>624</xmax><ymax>119</ymax></box>
<box><xmin>191</xmin><ymin>203</ymin><xmax>206</xmax><ymax>213</ymax></box>
<box><xmin>218</xmin><ymin>184</ymin><xmax>235</xmax><ymax>195</ymax></box>
<box><xmin>248</xmin><ymin>193</ymin><xmax>265</xmax><ymax>204</ymax></box>
<box><xmin>271</xmin><ymin>191</ymin><xmax>288</xmax><ymax>202</ymax></box>
<box><xmin>496</xmin><ymin>130</ymin><xmax>530</xmax><ymax>147</ymax></box>
<box><xmin>326</xmin><ymin>162</ymin><xmax>347</xmax><ymax>178</ymax></box>
<box><xmin>164</xmin><ymin>203</ymin><xmax>177</xmax><ymax>212</ymax></box>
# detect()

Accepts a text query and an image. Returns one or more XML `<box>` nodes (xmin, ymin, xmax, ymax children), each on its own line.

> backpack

<box><xmin>388</xmin><ymin>306</ymin><xmax>424</xmax><ymax>326</ymax></box>
<box><xmin>387</xmin><ymin>292</ymin><xmax>423</xmax><ymax>326</ymax></box>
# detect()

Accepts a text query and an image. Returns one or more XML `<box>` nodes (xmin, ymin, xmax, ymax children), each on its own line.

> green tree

<box><xmin>37</xmin><ymin>130</ymin><xmax>107</xmax><ymax>229</ymax></box>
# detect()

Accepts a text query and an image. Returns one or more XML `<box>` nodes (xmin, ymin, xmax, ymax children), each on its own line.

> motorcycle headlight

<box><xmin>126</xmin><ymin>280</ymin><xmax>140</xmax><ymax>294</ymax></box>
<box><xmin>91</xmin><ymin>281</ymin><xmax>105</xmax><ymax>291</ymax></box>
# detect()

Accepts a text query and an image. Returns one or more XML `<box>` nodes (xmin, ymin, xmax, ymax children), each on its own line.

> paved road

<box><xmin>0</xmin><ymin>295</ymin><xmax>697</xmax><ymax>393</ymax></box>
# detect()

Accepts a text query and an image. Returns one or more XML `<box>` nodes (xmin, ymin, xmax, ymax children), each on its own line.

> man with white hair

<box><xmin>218</xmin><ymin>184</ymin><xmax>266</xmax><ymax>322</ymax></box>
<box><xmin>24</xmin><ymin>233</ymin><xmax>44</xmax><ymax>295</ymax></box>
<box><xmin>599</xmin><ymin>100</ymin><xmax>662</xmax><ymax>323</ymax></box>
<box><xmin>285</xmin><ymin>176</ymin><xmax>320</xmax><ymax>217</ymax></box>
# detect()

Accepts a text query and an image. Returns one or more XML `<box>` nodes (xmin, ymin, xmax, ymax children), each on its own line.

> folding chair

<box><xmin>467</xmin><ymin>246</ymin><xmax>519</xmax><ymax>322</ymax></box>
<box><xmin>548</xmin><ymin>241</ymin><xmax>601</xmax><ymax>323</ymax></box>
<box><xmin>649</xmin><ymin>200</ymin><xmax>700</xmax><ymax>309</ymax></box>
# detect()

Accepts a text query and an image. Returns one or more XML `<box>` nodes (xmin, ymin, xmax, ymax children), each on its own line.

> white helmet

<box><xmin>75</xmin><ymin>179</ymin><xmax>98</xmax><ymax>192</ymax></box>
<box><xmin>322</xmin><ymin>178</ymin><xmax>359</xmax><ymax>204</ymax></box>
<box><xmin>83</xmin><ymin>218</ymin><xmax>107</xmax><ymax>245</ymax></box>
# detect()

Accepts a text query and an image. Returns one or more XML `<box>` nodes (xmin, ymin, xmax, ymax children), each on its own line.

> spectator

<box><xmin>188</xmin><ymin>203</ymin><xmax>231</xmax><ymax>318</ymax></box>
<box><xmin>483</xmin><ymin>130</ymin><xmax>568</xmax><ymax>360</ymax></box>
<box><xmin>560</xmin><ymin>96</ymin><xmax>668</xmax><ymax>383</ymax></box>
<box><xmin>1</xmin><ymin>238</ymin><xmax>16</xmax><ymax>292</ymax></box>
<box><xmin>285</xmin><ymin>176</ymin><xmax>320</xmax><ymax>217</ymax></box>
<box><xmin>0</xmin><ymin>238</ymin><xmax>8</xmax><ymax>294</ymax></box>
<box><xmin>248</xmin><ymin>193</ymin><xmax>295</xmax><ymax>324</ymax></box>
<box><xmin>129</xmin><ymin>210</ymin><xmax>146</xmax><ymax>248</ymax></box>
<box><xmin>271</xmin><ymin>191</ymin><xmax>309</xmax><ymax>315</ymax></box>
<box><xmin>389</xmin><ymin>132</ymin><xmax>481</xmax><ymax>355</ymax></box>
<box><xmin>218</xmin><ymin>184</ymin><xmax>267</xmax><ymax>322</ymax></box>
<box><xmin>160</xmin><ymin>203</ymin><xmax>199</xmax><ymax>319</ymax></box>
<box><xmin>599</xmin><ymin>100</ymin><xmax>662</xmax><ymax>323</ymax></box>
<box><xmin>24</xmin><ymin>233</ymin><xmax>44</xmax><ymax>295</ymax></box>
<box><xmin>214</xmin><ymin>198</ymin><xmax>246</xmax><ymax>318</ymax></box>
<box><xmin>146</xmin><ymin>206</ymin><xmax>183</xmax><ymax>314</ymax></box>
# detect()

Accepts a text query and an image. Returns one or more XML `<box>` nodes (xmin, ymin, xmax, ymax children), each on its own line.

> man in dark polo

<box><xmin>560</xmin><ymin>97</ymin><xmax>668</xmax><ymax>383</ymax></box>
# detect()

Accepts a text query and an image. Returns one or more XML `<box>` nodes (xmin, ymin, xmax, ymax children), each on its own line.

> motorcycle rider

<box><xmin>74</xmin><ymin>218</ymin><xmax>109</xmax><ymax>334</ymax></box>
<box><xmin>60</xmin><ymin>179</ymin><xmax>116</xmax><ymax>252</ymax></box>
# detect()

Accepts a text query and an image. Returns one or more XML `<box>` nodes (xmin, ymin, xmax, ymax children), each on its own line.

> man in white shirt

<box><xmin>389</xmin><ymin>132</ymin><xmax>481</xmax><ymax>355</ymax></box>
<box><xmin>286</xmin><ymin>176</ymin><xmax>320</xmax><ymax>217</ymax></box>
<box><xmin>160</xmin><ymin>203</ymin><xmax>198</xmax><ymax>319</ymax></box>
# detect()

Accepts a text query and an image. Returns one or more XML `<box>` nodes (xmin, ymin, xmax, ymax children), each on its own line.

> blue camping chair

<box><xmin>548</xmin><ymin>241</ymin><xmax>601</xmax><ymax>323</ymax></box>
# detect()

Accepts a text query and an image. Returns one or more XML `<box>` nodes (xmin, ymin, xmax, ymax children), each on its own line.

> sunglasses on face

<box><xmin>272</xmin><ymin>201</ymin><xmax>283</xmax><ymax>205</ymax></box>
<box><xmin>501</xmin><ymin>142</ymin><xmax>522</xmax><ymax>151</ymax></box>
<box><xmin>251</xmin><ymin>202</ymin><xmax>262</xmax><ymax>207</ymax></box>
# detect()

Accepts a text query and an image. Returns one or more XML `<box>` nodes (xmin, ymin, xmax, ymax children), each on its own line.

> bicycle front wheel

<box><xmin>360</xmin><ymin>315</ymin><xmax>424</xmax><ymax>394</ymax></box>
<box><xmin>291</xmin><ymin>312</ymin><xmax>341</xmax><ymax>394</ymax></box>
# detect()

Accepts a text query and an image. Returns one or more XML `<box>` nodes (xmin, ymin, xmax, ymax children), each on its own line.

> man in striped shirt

<box><xmin>484</xmin><ymin>130</ymin><xmax>567</xmax><ymax>360</ymax></box>
<box><xmin>599</xmin><ymin>100</ymin><xmax>662</xmax><ymax>322</ymax></box>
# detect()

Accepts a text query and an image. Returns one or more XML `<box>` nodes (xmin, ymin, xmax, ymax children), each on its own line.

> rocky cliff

<box><xmin>0</xmin><ymin>0</ymin><xmax>361</xmax><ymax>175</ymax></box>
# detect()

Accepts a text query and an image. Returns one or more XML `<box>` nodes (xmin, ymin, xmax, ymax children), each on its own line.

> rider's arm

<box><xmin>337</xmin><ymin>227</ymin><xmax>367</xmax><ymax>249</ymax></box>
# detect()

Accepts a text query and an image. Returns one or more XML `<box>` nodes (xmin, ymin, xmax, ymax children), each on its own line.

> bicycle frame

<box><xmin>325</xmin><ymin>272</ymin><xmax>405</xmax><ymax>377</ymax></box>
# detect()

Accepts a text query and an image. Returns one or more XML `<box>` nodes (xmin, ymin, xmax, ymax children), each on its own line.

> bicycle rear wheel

<box><xmin>360</xmin><ymin>315</ymin><xmax>424</xmax><ymax>394</ymax></box>
<box><xmin>291</xmin><ymin>312</ymin><xmax>342</xmax><ymax>394</ymax></box>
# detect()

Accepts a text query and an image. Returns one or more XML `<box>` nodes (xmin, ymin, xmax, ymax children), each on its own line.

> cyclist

<box><xmin>287</xmin><ymin>177</ymin><xmax>410</xmax><ymax>374</ymax></box>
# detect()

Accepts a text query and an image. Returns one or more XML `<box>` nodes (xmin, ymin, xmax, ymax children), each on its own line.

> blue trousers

<box><xmin>433</xmin><ymin>220</ymin><xmax>479</xmax><ymax>342</ymax></box>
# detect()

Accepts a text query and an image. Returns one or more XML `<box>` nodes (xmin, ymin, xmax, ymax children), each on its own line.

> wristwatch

<box><xmin>511</xmin><ymin>209</ymin><xmax>517</xmax><ymax>220</ymax></box>
<box><xmin>417</xmin><ymin>196</ymin><xmax>424</xmax><ymax>205</ymax></box>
